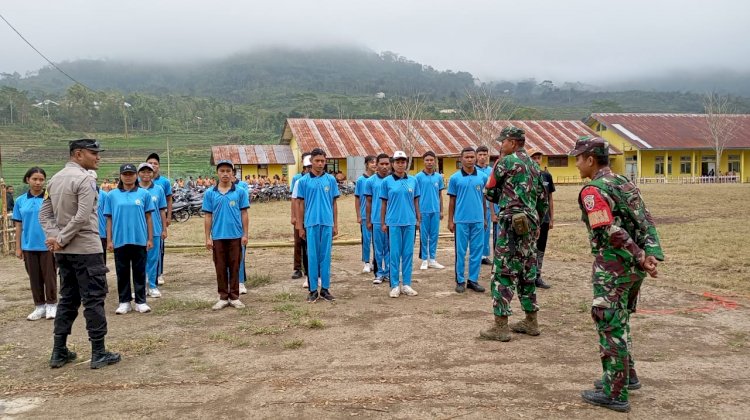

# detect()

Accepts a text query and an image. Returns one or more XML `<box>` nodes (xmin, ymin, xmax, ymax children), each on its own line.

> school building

<box><xmin>280</xmin><ymin>118</ymin><xmax>615</xmax><ymax>184</ymax></box>
<box><xmin>587</xmin><ymin>113</ymin><xmax>750</xmax><ymax>183</ymax></box>
<box><xmin>210</xmin><ymin>145</ymin><xmax>296</xmax><ymax>180</ymax></box>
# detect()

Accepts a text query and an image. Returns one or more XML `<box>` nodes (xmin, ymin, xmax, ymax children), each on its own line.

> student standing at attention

<box><xmin>202</xmin><ymin>160</ymin><xmax>250</xmax><ymax>311</ymax></box>
<box><xmin>354</xmin><ymin>155</ymin><xmax>377</xmax><ymax>275</ymax></box>
<box><xmin>364</xmin><ymin>153</ymin><xmax>392</xmax><ymax>285</ymax></box>
<box><xmin>415</xmin><ymin>151</ymin><xmax>445</xmax><ymax>270</ymax></box>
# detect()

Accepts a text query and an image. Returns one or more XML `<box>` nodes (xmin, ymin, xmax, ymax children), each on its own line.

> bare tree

<box><xmin>389</xmin><ymin>94</ymin><xmax>427</xmax><ymax>169</ymax></box>
<box><xmin>460</xmin><ymin>86</ymin><xmax>517</xmax><ymax>152</ymax></box>
<box><xmin>703</xmin><ymin>92</ymin><xmax>739</xmax><ymax>180</ymax></box>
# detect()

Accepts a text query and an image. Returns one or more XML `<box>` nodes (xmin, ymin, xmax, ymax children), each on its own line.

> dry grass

<box><xmin>111</xmin><ymin>335</ymin><xmax>167</xmax><ymax>356</ymax></box>
<box><xmin>152</xmin><ymin>298</ymin><xmax>215</xmax><ymax>315</ymax></box>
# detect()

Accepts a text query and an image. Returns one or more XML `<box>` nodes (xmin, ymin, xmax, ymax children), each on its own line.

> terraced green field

<box><xmin>0</xmin><ymin>128</ymin><xmax>274</xmax><ymax>189</ymax></box>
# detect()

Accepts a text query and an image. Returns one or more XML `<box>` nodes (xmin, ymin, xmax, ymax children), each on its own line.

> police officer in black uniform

<box><xmin>39</xmin><ymin>139</ymin><xmax>121</xmax><ymax>369</ymax></box>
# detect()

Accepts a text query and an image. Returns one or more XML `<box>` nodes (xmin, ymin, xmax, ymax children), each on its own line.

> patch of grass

<box><xmin>307</xmin><ymin>319</ymin><xmax>325</xmax><ymax>329</ymax></box>
<box><xmin>727</xmin><ymin>332</ymin><xmax>746</xmax><ymax>350</ymax></box>
<box><xmin>273</xmin><ymin>303</ymin><xmax>311</xmax><ymax>325</ymax></box>
<box><xmin>209</xmin><ymin>331</ymin><xmax>250</xmax><ymax>348</ymax></box>
<box><xmin>0</xmin><ymin>343</ymin><xmax>17</xmax><ymax>358</ymax></box>
<box><xmin>272</xmin><ymin>292</ymin><xmax>296</xmax><ymax>302</ymax></box>
<box><xmin>577</xmin><ymin>301</ymin><xmax>590</xmax><ymax>313</ymax></box>
<box><xmin>250</xmin><ymin>326</ymin><xmax>285</xmax><ymax>336</ymax></box>
<box><xmin>0</xmin><ymin>306</ymin><xmax>32</xmax><ymax>326</ymax></box>
<box><xmin>236</xmin><ymin>307</ymin><xmax>258</xmax><ymax>317</ymax></box>
<box><xmin>247</xmin><ymin>272</ymin><xmax>272</xmax><ymax>288</ymax></box>
<box><xmin>283</xmin><ymin>339</ymin><xmax>304</xmax><ymax>350</ymax></box>
<box><xmin>433</xmin><ymin>308</ymin><xmax>449</xmax><ymax>315</ymax></box>
<box><xmin>112</xmin><ymin>335</ymin><xmax>166</xmax><ymax>356</ymax></box>
<box><xmin>153</xmin><ymin>298</ymin><xmax>214</xmax><ymax>315</ymax></box>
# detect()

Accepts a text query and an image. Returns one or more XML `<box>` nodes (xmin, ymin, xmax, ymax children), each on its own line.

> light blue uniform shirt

<box><xmin>380</xmin><ymin>174</ymin><xmax>420</xmax><ymax>226</ymax></box>
<box><xmin>153</xmin><ymin>175</ymin><xmax>172</xmax><ymax>197</ymax></box>
<box><xmin>201</xmin><ymin>184</ymin><xmax>250</xmax><ymax>240</ymax></box>
<box><xmin>11</xmin><ymin>191</ymin><xmax>47</xmax><ymax>251</ymax></box>
<box><xmin>296</xmin><ymin>172</ymin><xmax>340</xmax><ymax>228</ymax></box>
<box><xmin>364</xmin><ymin>173</ymin><xmax>389</xmax><ymax>224</ymax></box>
<box><xmin>97</xmin><ymin>189</ymin><xmax>108</xmax><ymax>239</ymax></box>
<box><xmin>104</xmin><ymin>186</ymin><xmax>155</xmax><ymax>248</ymax></box>
<box><xmin>143</xmin><ymin>183</ymin><xmax>167</xmax><ymax>236</ymax></box>
<box><xmin>415</xmin><ymin>170</ymin><xmax>444</xmax><ymax>214</ymax></box>
<box><xmin>448</xmin><ymin>168</ymin><xmax>488</xmax><ymax>223</ymax></box>
<box><xmin>354</xmin><ymin>173</ymin><xmax>371</xmax><ymax>220</ymax></box>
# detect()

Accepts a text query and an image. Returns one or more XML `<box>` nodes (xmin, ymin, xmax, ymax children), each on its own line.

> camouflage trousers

<box><xmin>591</xmin><ymin>261</ymin><xmax>646</xmax><ymax>402</ymax></box>
<box><xmin>490</xmin><ymin>221</ymin><xmax>539</xmax><ymax>317</ymax></box>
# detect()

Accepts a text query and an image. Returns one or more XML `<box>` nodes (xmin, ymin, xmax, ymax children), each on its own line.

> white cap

<box><xmin>137</xmin><ymin>162</ymin><xmax>155</xmax><ymax>172</ymax></box>
<box><xmin>302</xmin><ymin>155</ymin><xmax>312</xmax><ymax>167</ymax></box>
<box><xmin>393</xmin><ymin>150</ymin><xmax>408</xmax><ymax>160</ymax></box>
<box><xmin>87</xmin><ymin>170</ymin><xmax>98</xmax><ymax>179</ymax></box>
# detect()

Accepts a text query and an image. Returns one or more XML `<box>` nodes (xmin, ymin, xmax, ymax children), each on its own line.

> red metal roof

<box><xmin>210</xmin><ymin>145</ymin><xmax>295</xmax><ymax>165</ymax></box>
<box><xmin>590</xmin><ymin>113</ymin><xmax>750</xmax><ymax>150</ymax></box>
<box><xmin>281</xmin><ymin>119</ymin><xmax>609</xmax><ymax>157</ymax></box>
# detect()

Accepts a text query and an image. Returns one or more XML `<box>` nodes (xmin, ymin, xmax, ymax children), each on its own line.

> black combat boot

<box><xmin>49</xmin><ymin>334</ymin><xmax>77</xmax><ymax>368</ymax></box>
<box><xmin>581</xmin><ymin>389</ymin><xmax>630</xmax><ymax>413</ymax></box>
<box><xmin>510</xmin><ymin>311</ymin><xmax>540</xmax><ymax>336</ymax></box>
<box><xmin>90</xmin><ymin>338</ymin><xmax>121</xmax><ymax>369</ymax></box>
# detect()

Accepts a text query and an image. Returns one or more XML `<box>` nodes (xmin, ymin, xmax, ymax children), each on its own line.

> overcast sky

<box><xmin>1</xmin><ymin>0</ymin><xmax>748</xmax><ymax>84</ymax></box>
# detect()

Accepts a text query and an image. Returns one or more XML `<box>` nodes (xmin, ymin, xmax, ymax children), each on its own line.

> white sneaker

<box><xmin>389</xmin><ymin>287</ymin><xmax>401</xmax><ymax>298</ymax></box>
<box><xmin>212</xmin><ymin>300</ymin><xmax>229</xmax><ymax>311</ymax></box>
<box><xmin>115</xmin><ymin>302</ymin><xmax>132</xmax><ymax>315</ymax></box>
<box><xmin>147</xmin><ymin>288</ymin><xmax>162</xmax><ymax>298</ymax></box>
<box><xmin>239</xmin><ymin>283</ymin><xmax>248</xmax><ymax>294</ymax></box>
<box><xmin>157</xmin><ymin>275</ymin><xmax>165</xmax><ymax>285</ymax></box>
<box><xmin>45</xmin><ymin>303</ymin><xmax>57</xmax><ymax>319</ymax></box>
<box><xmin>362</xmin><ymin>262</ymin><xmax>371</xmax><ymax>273</ymax></box>
<box><xmin>135</xmin><ymin>303</ymin><xmax>152</xmax><ymax>313</ymax></box>
<box><xmin>373</xmin><ymin>276</ymin><xmax>384</xmax><ymax>285</ymax></box>
<box><xmin>428</xmin><ymin>260</ymin><xmax>445</xmax><ymax>269</ymax></box>
<box><xmin>27</xmin><ymin>305</ymin><xmax>46</xmax><ymax>321</ymax></box>
<box><xmin>420</xmin><ymin>260</ymin><xmax>429</xmax><ymax>270</ymax></box>
<box><xmin>229</xmin><ymin>299</ymin><xmax>246</xmax><ymax>309</ymax></box>
<box><xmin>401</xmin><ymin>285</ymin><xmax>418</xmax><ymax>296</ymax></box>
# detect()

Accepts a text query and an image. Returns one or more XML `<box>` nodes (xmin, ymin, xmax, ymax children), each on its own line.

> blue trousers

<box><xmin>147</xmin><ymin>237</ymin><xmax>161</xmax><ymax>289</ymax></box>
<box><xmin>372</xmin><ymin>223</ymin><xmax>389</xmax><ymax>278</ymax></box>
<box><xmin>361</xmin><ymin>223</ymin><xmax>372</xmax><ymax>263</ymax></box>
<box><xmin>455</xmin><ymin>222</ymin><xmax>484</xmax><ymax>284</ymax></box>
<box><xmin>389</xmin><ymin>225</ymin><xmax>415</xmax><ymax>287</ymax></box>
<box><xmin>419</xmin><ymin>212</ymin><xmax>440</xmax><ymax>260</ymax></box>
<box><xmin>306</xmin><ymin>225</ymin><xmax>333</xmax><ymax>291</ymax></box>
<box><xmin>483</xmin><ymin>210</ymin><xmax>492</xmax><ymax>257</ymax></box>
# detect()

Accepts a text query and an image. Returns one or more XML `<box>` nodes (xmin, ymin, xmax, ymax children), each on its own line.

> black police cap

<box><xmin>69</xmin><ymin>138</ymin><xmax>104</xmax><ymax>152</ymax></box>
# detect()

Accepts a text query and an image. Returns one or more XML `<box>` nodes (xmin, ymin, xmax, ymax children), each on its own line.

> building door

<box><xmin>438</xmin><ymin>157</ymin><xmax>444</xmax><ymax>174</ymax></box>
<box><xmin>625</xmin><ymin>162</ymin><xmax>637</xmax><ymax>181</ymax></box>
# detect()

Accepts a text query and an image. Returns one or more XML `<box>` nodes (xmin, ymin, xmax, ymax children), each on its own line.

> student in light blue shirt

<box><xmin>415</xmin><ymin>151</ymin><xmax>445</xmax><ymax>270</ymax></box>
<box><xmin>232</xmin><ymin>166</ymin><xmax>251</xmax><ymax>293</ymax></box>
<box><xmin>365</xmin><ymin>153</ymin><xmax>391</xmax><ymax>284</ymax></box>
<box><xmin>476</xmin><ymin>146</ymin><xmax>494</xmax><ymax>265</ymax></box>
<box><xmin>138</xmin><ymin>163</ymin><xmax>168</xmax><ymax>298</ymax></box>
<box><xmin>354</xmin><ymin>155</ymin><xmax>377</xmax><ymax>275</ymax></box>
<box><xmin>448</xmin><ymin>148</ymin><xmax>488</xmax><ymax>294</ymax></box>
<box><xmin>203</xmin><ymin>160</ymin><xmax>250</xmax><ymax>311</ymax></box>
<box><xmin>147</xmin><ymin>153</ymin><xmax>172</xmax><ymax>286</ymax></box>
<box><xmin>12</xmin><ymin>167</ymin><xmax>58</xmax><ymax>321</ymax></box>
<box><xmin>105</xmin><ymin>164</ymin><xmax>154</xmax><ymax>314</ymax></box>
<box><xmin>379</xmin><ymin>151</ymin><xmax>421</xmax><ymax>298</ymax></box>
<box><xmin>296</xmin><ymin>148</ymin><xmax>339</xmax><ymax>303</ymax></box>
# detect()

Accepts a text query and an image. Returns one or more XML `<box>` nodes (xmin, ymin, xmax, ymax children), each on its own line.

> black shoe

<box><xmin>90</xmin><ymin>338</ymin><xmax>121</xmax><ymax>369</ymax></box>
<box><xmin>455</xmin><ymin>283</ymin><xmax>466</xmax><ymax>293</ymax></box>
<box><xmin>581</xmin><ymin>389</ymin><xmax>630</xmax><ymax>413</ymax></box>
<box><xmin>594</xmin><ymin>377</ymin><xmax>642</xmax><ymax>390</ymax></box>
<box><xmin>306</xmin><ymin>290</ymin><xmax>319</xmax><ymax>303</ymax></box>
<box><xmin>535</xmin><ymin>277</ymin><xmax>551</xmax><ymax>289</ymax></box>
<box><xmin>319</xmin><ymin>288</ymin><xmax>335</xmax><ymax>301</ymax></box>
<box><xmin>481</xmin><ymin>257</ymin><xmax>492</xmax><ymax>265</ymax></box>
<box><xmin>49</xmin><ymin>334</ymin><xmax>77</xmax><ymax>369</ymax></box>
<box><xmin>291</xmin><ymin>270</ymin><xmax>303</xmax><ymax>279</ymax></box>
<box><xmin>467</xmin><ymin>281</ymin><xmax>486</xmax><ymax>293</ymax></box>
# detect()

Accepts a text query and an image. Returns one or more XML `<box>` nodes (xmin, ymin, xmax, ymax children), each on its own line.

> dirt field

<box><xmin>1</xmin><ymin>185</ymin><xmax>749</xmax><ymax>419</ymax></box>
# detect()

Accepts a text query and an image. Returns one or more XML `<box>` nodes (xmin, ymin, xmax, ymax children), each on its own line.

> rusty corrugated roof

<box><xmin>210</xmin><ymin>145</ymin><xmax>296</xmax><ymax>165</ymax></box>
<box><xmin>281</xmin><ymin>119</ymin><xmax>610</xmax><ymax>157</ymax></box>
<box><xmin>590</xmin><ymin>113</ymin><xmax>750</xmax><ymax>150</ymax></box>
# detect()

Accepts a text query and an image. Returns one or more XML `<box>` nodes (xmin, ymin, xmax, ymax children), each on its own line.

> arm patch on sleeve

<box><xmin>581</xmin><ymin>186</ymin><xmax>613</xmax><ymax>228</ymax></box>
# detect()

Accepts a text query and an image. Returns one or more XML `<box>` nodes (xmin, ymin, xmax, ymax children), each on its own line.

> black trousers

<box><xmin>114</xmin><ymin>245</ymin><xmax>147</xmax><ymax>304</ymax></box>
<box><xmin>100</xmin><ymin>238</ymin><xmax>107</xmax><ymax>264</ymax></box>
<box><xmin>53</xmin><ymin>253</ymin><xmax>109</xmax><ymax>340</ymax></box>
<box><xmin>537</xmin><ymin>222</ymin><xmax>550</xmax><ymax>253</ymax></box>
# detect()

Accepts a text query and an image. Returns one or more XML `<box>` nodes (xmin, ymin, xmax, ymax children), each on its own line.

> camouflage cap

<box><xmin>569</xmin><ymin>135</ymin><xmax>609</xmax><ymax>157</ymax></box>
<box><xmin>497</xmin><ymin>126</ymin><xmax>525</xmax><ymax>141</ymax></box>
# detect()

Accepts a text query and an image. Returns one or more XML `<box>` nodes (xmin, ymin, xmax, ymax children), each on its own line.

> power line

<box><xmin>0</xmin><ymin>11</ymin><xmax>93</xmax><ymax>91</ymax></box>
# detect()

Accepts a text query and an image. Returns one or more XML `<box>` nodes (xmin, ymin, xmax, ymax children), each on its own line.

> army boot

<box><xmin>49</xmin><ymin>334</ymin><xmax>77</xmax><ymax>368</ymax></box>
<box><xmin>594</xmin><ymin>369</ymin><xmax>642</xmax><ymax>390</ymax></box>
<box><xmin>479</xmin><ymin>315</ymin><xmax>511</xmax><ymax>342</ymax></box>
<box><xmin>581</xmin><ymin>390</ymin><xmax>630</xmax><ymax>413</ymax></box>
<box><xmin>511</xmin><ymin>311</ymin><xmax>540</xmax><ymax>336</ymax></box>
<box><xmin>90</xmin><ymin>338</ymin><xmax>122</xmax><ymax>369</ymax></box>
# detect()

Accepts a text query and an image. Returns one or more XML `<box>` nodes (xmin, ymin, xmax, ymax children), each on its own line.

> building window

<box><xmin>680</xmin><ymin>156</ymin><xmax>691</xmax><ymax>174</ymax></box>
<box><xmin>326</xmin><ymin>159</ymin><xmax>339</xmax><ymax>174</ymax></box>
<box><xmin>655</xmin><ymin>156</ymin><xmax>665</xmax><ymax>175</ymax></box>
<box><xmin>547</xmin><ymin>156</ymin><xmax>568</xmax><ymax>167</ymax></box>
<box><xmin>728</xmin><ymin>154</ymin><xmax>740</xmax><ymax>173</ymax></box>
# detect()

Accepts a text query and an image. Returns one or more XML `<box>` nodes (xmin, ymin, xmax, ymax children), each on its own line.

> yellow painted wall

<box><xmin>238</xmin><ymin>164</ymin><xmax>286</xmax><ymax>180</ymax></box>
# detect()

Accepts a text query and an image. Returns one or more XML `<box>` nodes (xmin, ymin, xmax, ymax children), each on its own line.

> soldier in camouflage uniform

<box><xmin>570</xmin><ymin>136</ymin><xmax>664</xmax><ymax>413</ymax></box>
<box><xmin>479</xmin><ymin>126</ymin><xmax>548</xmax><ymax>342</ymax></box>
